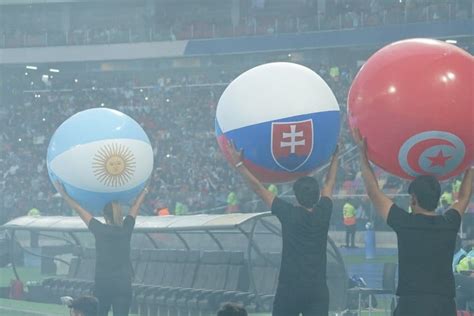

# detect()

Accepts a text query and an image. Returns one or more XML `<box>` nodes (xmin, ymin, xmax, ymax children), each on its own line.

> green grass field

<box><xmin>0</xmin><ymin>267</ymin><xmax>45</xmax><ymax>288</ymax></box>
<box><xmin>0</xmin><ymin>298</ymin><xmax>388</xmax><ymax>316</ymax></box>
<box><xmin>0</xmin><ymin>298</ymin><xmax>67</xmax><ymax>315</ymax></box>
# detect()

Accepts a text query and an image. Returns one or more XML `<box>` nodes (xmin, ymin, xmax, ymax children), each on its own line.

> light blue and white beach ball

<box><xmin>47</xmin><ymin>108</ymin><xmax>154</xmax><ymax>214</ymax></box>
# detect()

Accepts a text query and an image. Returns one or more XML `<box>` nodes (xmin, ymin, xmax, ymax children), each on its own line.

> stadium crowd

<box><xmin>0</xmin><ymin>59</ymin><xmax>378</xmax><ymax>222</ymax></box>
<box><xmin>1</xmin><ymin>0</ymin><xmax>471</xmax><ymax>48</ymax></box>
<box><xmin>1</xmin><ymin>55</ymin><xmax>470</xmax><ymax>228</ymax></box>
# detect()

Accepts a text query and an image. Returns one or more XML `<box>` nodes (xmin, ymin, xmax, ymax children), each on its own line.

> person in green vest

<box><xmin>456</xmin><ymin>248</ymin><xmax>474</xmax><ymax>274</ymax></box>
<box><xmin>440</xmin><ymin>191</ymin><xmax>453</xmax><ymax>205</ymax></box>
<box><xmin>329</xmin><ymin>66</ymin><xmax>340</xmax><ymax>80</ymax></box>
<box><xmin>437</xmin><ymin>191</ymin><xmax>454</xmax><ymax>215</ymax></box>
<box><xmin>268</xmin><ymin>184</ymin><xmax>278</xmax><ymax>197</ymax></box>
<box><xmin>226</xmin><ymin>191</ymin><xmax>239</xmax><ymax>213</ymax></box>
<box><xmin>456</xmin><ymin>256</ymin><xmax>474</xmax><ymax>273</ymax></box>
<box><xmin>27</xmin><ymin>208</ymin><xmax>41</xmax><ymax>217</ymax></box>
<box><xmin>454</xmin><ymin>250</ymin><xmax>474</xmax><ymax>309</ymax></box>
<box><xmin>174</xmin><ymin>202</ymin><xmax>188</xmax><ymax>216</ymax></box>
<box><xmin>343</xmin><ymin>202</ymin><xmax>357</xmax><ymax>248</ymax></box>
<box><xmin>452</xmin><ymin>179</ymin><xmax>461</xmax><ymax>200</ymax></box>
<box><xmin>27</xmin><ymin>208</ymin><xmax>41</xmax><ymax>247</ymax></box>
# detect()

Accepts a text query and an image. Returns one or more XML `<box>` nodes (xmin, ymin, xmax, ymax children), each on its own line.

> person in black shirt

<box><xmin>354</xmin><ymin>130</ymin><xmax>474</xmax><ymax>316</ymax></box>
<box><xmin>226</xmin><ymin>141</ymin><xmax>339</xmax><ymax>316</ymax></box>
<box><xmin>55</xmin><ymin>182</ymin><xmax>148</xmax><ymax>316</ymax></box>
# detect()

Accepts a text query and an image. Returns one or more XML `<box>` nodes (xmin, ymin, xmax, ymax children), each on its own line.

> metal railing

<box><xmin>1</xmin><ymin>3</ymin><xmax>469</xmax><ymax>48</ymax></box>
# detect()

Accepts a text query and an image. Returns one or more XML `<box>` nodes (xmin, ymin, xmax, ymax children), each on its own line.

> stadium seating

<box><xmin>41</xmin><ymin>247</ymin><xmax>347</xmax><ymax>314</ymax></box>
<box><xmin>137</xmin><ymin>249</ymin><xmax>199</xmax><ymax>315</ymax></box>
<box><xmin>247</xmin><ymin>252</ymin><xmax>281</xmax><ymax>311</ymax></box>
<box><xmin>134</xmin><ymin>249</ymin><xmax>152</xmax><ymax>284</ymax></box>
<box><xmin>42</xmin><ymin>247</ymin><xmax>95</xmax><ymax>302</ymax></box>
<box><xmin>176</xmin><ymin>251</ymin><xmax>245</xmax><ymax>314</ymax></box>
<box><xmin>134</xmin><ymin>249</ymin><xmax>169</xmax><ymax>313</ymax></box>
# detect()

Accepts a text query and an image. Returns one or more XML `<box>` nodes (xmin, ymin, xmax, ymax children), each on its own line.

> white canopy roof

<box><xmin>2</xmin><ymin>213</ymin><xmax>272</xmax><ymax>232</ymax></box>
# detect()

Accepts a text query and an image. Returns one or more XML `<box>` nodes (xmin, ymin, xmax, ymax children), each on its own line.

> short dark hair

<box><xmin>69</xmin><ymin>296</ymin><xmax>98</xmax><ymax>316</ymax></box>
<box><xmin>408</xmin><ymin>175</ymin><xmax>441</xmax><ymax>211</ymax></box>
<box><xmin>217</xmin><ymin>303</ymin><xmax>247</xmax><ymax>316</ymax></box>
<box><xmin>293</xmin><ymin>176</ymin><xmax>320</xmax><ymax>208</ymax></box>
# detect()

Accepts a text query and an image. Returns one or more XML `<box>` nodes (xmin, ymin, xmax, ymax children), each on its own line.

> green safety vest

<box><xmin>28</xmin><ymin>208</ymin><xmax>41</xmax><ymax>217</ymax></box>
<box><xmin>329</xmin><ymin>66</ymin><xmax>340</xmax><ymax>78</ymax></box>
<box><xmin>268</xmin><ymin>184</ymin><xmax>278</xmax><ymax>196</ymax></box>
<box><xmin>456</xmin><ymin>256</ymin><xmax>474</xmax><ymax>273</ymax></box>
<box><xmin>343</xmin><ymin>203</ymin><xmax>356</xmax><ymax>225</ymax></box>
<box><xmin>227</xmin><ymin>192</ymin><xmax>238</xmax><ymax>206</ymax></box>
<box><xmin>343</xmin><ymin>203</ymin><xmax>356</xmax><ymax>218</ymax></box>
<box><xmin>452</xmin><ymin>180</ymin><xmax>461</xmax><ymax>193</ymax></box>
<box><xmin>174</xmin><ymin>202</ymin><xmax>188</xmax><ymax>216</ymax></box>
<box><xmin>440</xmin><ymin>191</ymin><xmax>453</xmax><ymax>205</ymax></box>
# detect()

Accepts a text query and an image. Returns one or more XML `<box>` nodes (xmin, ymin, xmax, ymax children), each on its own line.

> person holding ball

<box><xmin>227</xmin><ymin>141</ymin><xmax>339</xmax><ymax>316</ymax></box>
<box><xmin>55</xmin><ymin>182</ymin><xmax>148</xmax><ymax>316</ymax></box>
<box><xmin>354</xmin><ymin>130</ymin><xmax>473</xmax><ymax>316</ymax></box>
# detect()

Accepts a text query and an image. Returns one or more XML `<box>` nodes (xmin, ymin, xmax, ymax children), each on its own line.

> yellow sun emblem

<box><xmin>92</xmin><ymin>143</ymin><xmax>136</xmax><ymax>187</ymax></box>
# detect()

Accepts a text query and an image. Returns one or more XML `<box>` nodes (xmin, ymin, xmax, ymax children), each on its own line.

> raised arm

<box><xmin>451</xmin><ymin>167</ymin><xmax>474</xmax><ymax>216</ymax></box>
<box><xmin>226</xmin><ymin>141</ymin><xmax>275</xmax><ymax>208</ymax></box>
<box><xmin>320</xmin><ymin>146</ymin><xmax>340</xmax><ymax>198</ymax></box>
<box><xmin>54</xmin><ymin>182</ymin><xmax>93</xmax><ymax>225</ymax></box>
<box><xmin>128</xmin><ymin>187</ymin><xmax>149</xmax><ymax>218</ymax></box>
<box><xmin>354</xmin><ymin>130</ymin><xmax>393</xmax><ymax>221</ymax></box>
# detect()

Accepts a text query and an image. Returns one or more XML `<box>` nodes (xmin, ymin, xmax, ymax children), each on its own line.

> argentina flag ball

<box><xmin>216</xmin><ymin>62</ymin><xmax>340</xmax><ymax>183</ymax></box>
<box><xmin>47</xmin><ymin>108</ymin><xmax>154</xmax><ymax>213</ymax></box>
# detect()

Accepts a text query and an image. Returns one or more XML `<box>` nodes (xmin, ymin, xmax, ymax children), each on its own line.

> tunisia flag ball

<box><xmin>348</xmin><ymin>38</ymin><xmax>473</xmax><ymax>180</ymax></box>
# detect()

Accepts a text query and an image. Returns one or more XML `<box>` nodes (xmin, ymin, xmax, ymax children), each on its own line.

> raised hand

<box><xmin>226</xmin><ymin>140</ymin><xmax>244</xmax><ymax>167</ymax></box>
<box><xmin>353</xmin><ymin>128</ymin><xmax>367</xmax><ymax>152</ymax></box>
<box><xmin>353</xmin><ymin>128</ymin><xmax>370</xmax><ymax>165</ymax></box>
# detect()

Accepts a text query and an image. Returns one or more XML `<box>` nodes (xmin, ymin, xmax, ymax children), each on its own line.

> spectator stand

<box><xmin>2</xmin><ymin>212</ymin><xmax>348</xmax><ymax>313</ymax></box>
<box><xmin>0</xmin><ymin>0</ymin><xmax>469</xmax><ymax>48</ymax></box>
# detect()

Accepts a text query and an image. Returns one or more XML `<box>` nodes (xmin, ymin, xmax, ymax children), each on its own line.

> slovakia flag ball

<box><xmin>216</xmin><ymin>62</ymin><xmax>340</xmax><ymax>183</ymax></box>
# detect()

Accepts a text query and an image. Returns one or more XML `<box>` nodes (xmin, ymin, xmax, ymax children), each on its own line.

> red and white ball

<box><xmin>348</xmin><ymin>38</ymin><xmax>473</xmax><ymax>180</ymax></box>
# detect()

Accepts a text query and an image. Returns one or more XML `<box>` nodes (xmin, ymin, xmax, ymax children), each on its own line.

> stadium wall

<box><xmin>0</xmin><ymin>20</ymin><xmax>471</xmax><ymax>64</ymax></box>
<box><xmin>0</xmin><ymin>41</ymin><xmax>188</xmax><ymax>64</ymax></box>
<box><xmin>185</xmin><ymin>19</ymin><xmax>473</xmax><ymax>55</ymax></box>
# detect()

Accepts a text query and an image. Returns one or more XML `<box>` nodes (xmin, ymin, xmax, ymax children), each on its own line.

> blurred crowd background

<box><xmin>0</xmin><ymin>0</ymin><xmax>472</xmax><ymax>234</ymax></box>
<box><xmin>1</xmin><ymin>0</ymin><xmax>471</xmax><ymax>47</ymax></box>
